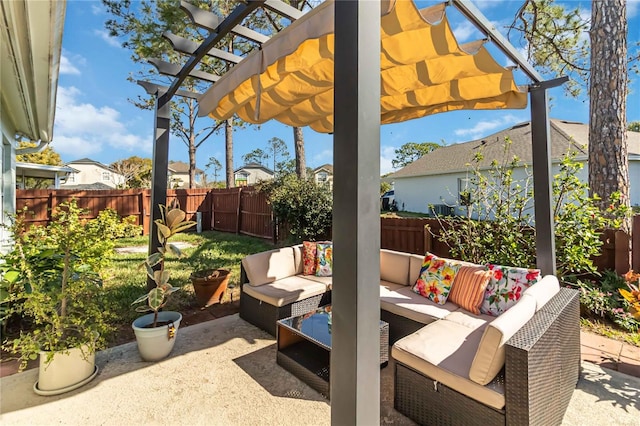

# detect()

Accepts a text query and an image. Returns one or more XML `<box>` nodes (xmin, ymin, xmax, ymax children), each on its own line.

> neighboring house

<box><xmin>234</xmin><ymin>163</ymin><xmax>274</xmax><ymax>186</ymax></box>
<box><xmin>60</xmin><ymin>158</ymin><xmax>125</xmax><ymax>189</ymax></box>
<box><xmin>168</xmin><ymin>161</ymin><xmax>204</xmax><ymax>188</ymax></box>
<box><xmin>1</xmin><ymin>1</ymin><xmax>66</xmax><ymax>250</ymax></box>
<box><xmin>16</xmin><ymin>162</ymin><xmax>76</xmax><ymax>189</ymax></box>
<box><xmin>313</xmin><ymin>164</ymin><xmax>334</xmax><ymax>190</ymax></box>
<box><xmin>389</xmin><ymin>119</ymin><xmax>640</xmax><ymax>215</ymax></box>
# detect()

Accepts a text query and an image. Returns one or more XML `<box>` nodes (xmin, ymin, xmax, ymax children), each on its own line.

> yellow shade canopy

<box><xmin>198</xmin><ymin>0</ymin><xmax>528</xmax><ymax>133</ymax></box>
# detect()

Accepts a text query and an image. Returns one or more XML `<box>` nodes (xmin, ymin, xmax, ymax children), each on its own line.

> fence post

<box><xmin>423</xmin><ymin>224</ymin><xmax>431</xmax><ymax>254</ymax></box>
<box><xmin>614</xmin><ymin>230</ymin><xmax>630</xmax><ymax>274</ymax></box>
<box><xmin>236</xmin><ymin>187</ymin><xmax>242</xmax><ymax>234</ymax></box>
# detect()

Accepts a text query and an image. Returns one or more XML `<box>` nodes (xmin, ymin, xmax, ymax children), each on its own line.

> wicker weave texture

<box><xmin>239</xmin><ymin>289</ymin><xmax>331</xmax><ymax>335</ymax></box>
<box><xmin>395</xmin><ymin>363</ymin><xmax>506</xmax><ymax>426</ymax></box>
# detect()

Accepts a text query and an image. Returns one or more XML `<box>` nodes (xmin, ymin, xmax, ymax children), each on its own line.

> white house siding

<box><xmin>392</xmin><ymin>161</ymin><xmax>617</xmax><ymax>218</ymax></box>
<box><xmin>61</xmin><ymin>164</ymin><xmax>123</xmax><ymax>188</ymax></box>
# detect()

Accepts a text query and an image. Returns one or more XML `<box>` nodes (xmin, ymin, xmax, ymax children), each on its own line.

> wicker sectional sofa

<box><xmin>240</xmin><ymin>246</ymin><xmax>580</xmax><ymax>425</ymax></box>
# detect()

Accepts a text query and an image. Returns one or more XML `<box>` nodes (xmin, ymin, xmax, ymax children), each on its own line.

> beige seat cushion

<box><xmin>380</xmin><ymin>285</ymin><xmax>458</xmax><ymax>325</ymax></box>
<box><xmin>522</xmin><ymin>275</ymin><xmax>559</xmax><ymax>311</ymax></box>
<box><xmin>469</xmin><ymin>295</ymin><xmax>537</xmax><ymax>385</ymax></box>
<box><xmin>242</xmin><ymin>277</ymin><xmax>327</xmax><ymax>307</ymax></box>
<box><xmin>380</xmin><ymin>249</ymin><xmax>411</xmax><ymax>285</ymax></box>
<box><xmin>392</xmin><ymin>321</ymin><xmax>505</xmax><ymax>410</ymax></box>
<box><xmin>241</xmin><ymin>247</ymin><xmax>297</xmax><ymax>286</ymax></box>
<box><xmin>302</xmin><ymin>275</ymin><xmax>332</xmax><ymax>287</ymax></box>
<box><xmin>291</xmin><ymin>244</ymin><xmax>304</xmax><ymax>275</ymax></box>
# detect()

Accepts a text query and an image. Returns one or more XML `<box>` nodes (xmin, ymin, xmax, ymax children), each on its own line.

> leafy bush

<box><xmin>87</xmin><ymin>208</ymin><xmax>142</xmax><ymax>240</ymax></box>
<box><xmin>1</xmin><ymin>201</ymin><xmax>115</xmax><ymax>369</ymax></box>
<box><xmin>257</xmin><ymin>174</ymin><xmax>332</xmax><ymax>242</ymax></box>
<box><xmin>436</xmin><ymin>138</ymin><xmax>628</xmax><ymax>278</ymax></box>
<box><xmin>575</xmin><ymin>271</ymin><xmax>639</xmax><ymax>333</ymax></box>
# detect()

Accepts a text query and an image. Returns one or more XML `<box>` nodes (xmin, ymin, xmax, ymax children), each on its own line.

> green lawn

<box><xmin>102</xmin><ymin>230</ymin><xmax>273</xmax><ymax>339</ymax></box>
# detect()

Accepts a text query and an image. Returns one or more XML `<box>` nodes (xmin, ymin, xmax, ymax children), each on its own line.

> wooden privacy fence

<box><xmin>16</xmin><ymin>188</ymin><xmax>211</xmax><ymax>235</ymax></box>
<box><xmin>380</xmin><ymin>216</ymin><xmax>640</xmax><ymax>274</ymax></box>
<box><xmin>15</xmin><ymin>188</ymin><xmax>640</xmax><ymax>272</ymax></box>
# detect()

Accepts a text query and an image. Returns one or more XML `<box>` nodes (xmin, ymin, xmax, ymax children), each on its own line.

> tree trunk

<box><xmin>188</xmin><ymin>134</ymin><xmax>196</xmax><ymax>189</ymax></box>
<box><xmin>293</xmin><ymin>126</ymin><xmax>306</xmax><ymax>179</ymax></box>
<box><xmin>588</xmin><ymin>0</ymin><xmax>630</xmax><ymax>233</ymax></box>
<box><xmin>225</xmin><ymin>119</ymin><xmax>234</xmax><ymax>188</ymax></box>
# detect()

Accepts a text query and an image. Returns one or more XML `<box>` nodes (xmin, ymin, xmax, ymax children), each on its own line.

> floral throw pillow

<box><xmin>302</xmin><ymin>241</ymin><xmax>317</xmax><ymax>275</ymax></box>
<box><xmin>412</xmin><ymin>252</ymin><xmax>462</xmax><ymax>305</ymax></box>
<box><xmin>315</xmin><ymin>242</ymin><xmax>333</xmax><ymax>277</ymax></box>
<box><xmin>480</xmin><ymin>265</ymin><xmax>541</xmax><ymax>316</ymax></box>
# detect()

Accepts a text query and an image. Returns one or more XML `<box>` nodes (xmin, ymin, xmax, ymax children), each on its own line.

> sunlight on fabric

<box><xmin>198</xmin><ymin>0</ymin><xmax>528</xmax><ymax>133</ymax></box>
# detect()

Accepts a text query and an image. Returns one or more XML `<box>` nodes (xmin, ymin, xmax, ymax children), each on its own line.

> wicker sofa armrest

<box><xmin>504</xmin><ymin>287</ymin><xmax>580</xmax><ymax>425</ymax></box>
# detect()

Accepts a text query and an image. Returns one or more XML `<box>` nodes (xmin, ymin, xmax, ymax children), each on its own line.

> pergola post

<box><xmin>331</xmin><ymin>1</ymin><xmax>381</xmax><ymax>424</ymax></box>
<box><xmin>529</xmin><ymin>77</ymin><xmax>566</xmax><ymax>276</ymax></box>
<box><xmin>147</xmin><ymin>92</ymin><xmax>170</xmax><ymax>289</ymax></box>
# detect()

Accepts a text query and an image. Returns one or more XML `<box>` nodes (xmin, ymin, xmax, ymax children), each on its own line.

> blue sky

<box><xmin>55</xmin><ymin>0</ymin><xmax>640</xmax><ymax>177</ymax></box>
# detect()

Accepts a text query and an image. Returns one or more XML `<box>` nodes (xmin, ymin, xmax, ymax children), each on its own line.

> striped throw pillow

<box><xmin>448</xmin><ymin>266</ymin><xmax>492</xmax><ymax>314</ymax></box>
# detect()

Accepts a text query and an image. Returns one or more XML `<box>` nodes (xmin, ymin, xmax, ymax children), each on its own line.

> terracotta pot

<box><xmin>190</xmin><ymin>269</ymin><xmax>231</xmax><ymax>307</ymax></box>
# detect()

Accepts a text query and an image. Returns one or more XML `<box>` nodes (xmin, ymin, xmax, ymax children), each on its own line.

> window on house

<box><xmin>318</xmin><ymin>172</ymin><xmax>328</xmax><ymax>182</ymax></box>
<box><xmin>458</xmin><ymin>177</ymin><xmax>472</xmax><ymax>206</ymax></box>
<box><xmin>102</xmin><ymin>172</ymin><xmax>111</xmax><ymax>181</ymax></box>
<box><xmin>68</xmin><ymin>174</ymin><xmax>75</xmax><ymax>183</ymax></box>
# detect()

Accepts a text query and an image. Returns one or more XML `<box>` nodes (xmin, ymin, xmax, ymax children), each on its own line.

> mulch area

<box><xmin>0</xmin><ymin>300</ymin><xmax>240</xmax><ymax>378</ymax></box>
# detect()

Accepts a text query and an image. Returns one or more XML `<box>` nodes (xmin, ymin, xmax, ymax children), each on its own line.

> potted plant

<box><xmin>1</xmin><ymin>201</ymin><xmax>113</xmax><ymax>395</ymax></box>
<box><xmin>131</xmin><ymin>204</ymin><xmax>195</xmax><ymax>361</ymax></box>
<box><xmin>188</xmin><ymin>251</ymin><xmax>231</xmax><ymax>308</ymax></box>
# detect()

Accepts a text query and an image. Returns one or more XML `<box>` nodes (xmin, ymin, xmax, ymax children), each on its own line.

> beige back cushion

<box><xmin>241</xmin><ymin>247</ymin><xmax>297</xmax><ymax>286</ymax></box>
<box><xmin>291</xmin><ymin>244</ymin><xmax>304</xmax><ymax>275</ymax></box>
<box><xmin>380</xmin><ymin>249</ymin><xmax>410</xmax><ymax>286</ymax></box>
<box><xmin>408</xmin><ymin>254</ymin><xmax>425</xmax><ymax>286</ymax></box>
<box><xmin>469</xmin><ymin>295</ymin><xmax>536</xmax><ymax>385</ymax></box>
<box><xmin>522</xmin><ymin>275</ymin><xmax>559</xmax><ymax>311</ymax></box>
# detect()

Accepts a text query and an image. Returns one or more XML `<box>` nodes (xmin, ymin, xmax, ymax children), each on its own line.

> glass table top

<box><xmin>278</xmin><ymin>306</ymin><xmax>333</xmax><ymax>350</ymax></box>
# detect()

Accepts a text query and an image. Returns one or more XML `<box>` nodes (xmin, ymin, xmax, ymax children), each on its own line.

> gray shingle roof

<box><xmin>389</xmin><ymin>119</ymin><xmax>640</xmax><ymax>179</ymax></box>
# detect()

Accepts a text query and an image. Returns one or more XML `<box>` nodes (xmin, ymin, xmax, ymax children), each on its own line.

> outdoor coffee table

<box><xmin>276</xmin><ymin>306</ymin><xmax>389</xmax><ymax>398</ymax></box>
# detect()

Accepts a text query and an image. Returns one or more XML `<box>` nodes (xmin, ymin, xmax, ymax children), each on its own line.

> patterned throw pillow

<box><xmin>480</xmin><ymin>265</ymin><xmax>541</xmax><ymax>316</ymax></box>
<box><xmin>302</xmin><ymin>241</ymin><xmax>317</xmax><ymax>275</ymax></box>
<box><xmin>315</xmin><ymin>242</ymin><xmax>333</xmax><ymax>277</ymax></box>
<box><xmin>448</xmin><ymin>266</ymin><xmax>492</xmax><ymax>315</ymax></box>
<box><xmin>412</xmin><ymin>252</ymin><xmax>462</xmax><ymax>305</ymax></box>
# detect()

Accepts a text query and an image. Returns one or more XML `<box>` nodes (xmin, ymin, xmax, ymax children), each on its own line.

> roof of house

<box><xmin>313</xmin><ymin>164</ymin><xmax>333</xmax><ymax>174</ymax></box>
<box><xmin>168</xmin><ymin>161</ymin><xmax>203</xmax><ymax>174</ymax></box>
<box><xmin>389</xmin><ymin>119</ymin><xmax>640</xmax><ymax>179</ymax></box>
<box><xmin>65</xmin><ymin>158</ymin><xmax>116</xmax><ymax>172</ymax></box>
<box><xmin>234</xmin><ymin>163</ymin><xmax>274</xmax><ymax>174</ymax></box>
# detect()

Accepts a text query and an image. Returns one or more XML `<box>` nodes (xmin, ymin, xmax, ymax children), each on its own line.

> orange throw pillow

<box><xmin>448</xmin><ymin>266</ymin><xmax>492</xmax><ymax>314</ymax></box>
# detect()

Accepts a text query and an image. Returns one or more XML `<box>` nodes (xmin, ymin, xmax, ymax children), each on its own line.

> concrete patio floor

<box><xmin>1</xmin><ymin>314</ymin><xmax>638</xmax><ymax>425</ymax></box>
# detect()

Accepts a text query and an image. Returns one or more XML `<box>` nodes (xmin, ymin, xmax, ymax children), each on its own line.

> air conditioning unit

<box><xmin>431</xmin><ymin>204</ymin><xmax>453</xmax><ymax>216</ymax></box>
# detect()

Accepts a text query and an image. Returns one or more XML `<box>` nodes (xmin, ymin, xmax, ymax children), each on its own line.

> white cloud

<box><xmin>52</xmin><ymin>86</ymin><xmax>150</xmax><ymax>158</ymax></box>
<box><xmin>474</xmin><ymin>0</ymin><xmax>501</xmax><ymax>11</ymax></box>
<box><xmin>380</xmin><ymin>146</ymin><xmax>397</xmax><ymax>175</ymax></box>
<box><xmin>629</xmin><ymin>0</ymin><xmax>640</xmax><ymax>19</ymax></box>
<box><xmin>453</xmin><ymin>114</ymin><xmax>522</xmax><ymax>140</ymax></box>
<box><xmin>59</xmin><ymin>54</ymin><xmax>80</xmax><ymax>75</ymax></box>
<box><xmin>452</xmin><ymin>21</ymin><xmax>477</xmax><ymax>44</ymax></box>
<box><xmin>91</xmin><ymin>4</ymin><xmax>103</xmax><ymax>15</ymax></box>
<box><xmin>312</xmin><ymin>149</ymin><xmax>333</xmax><ymax>166</ymax></box>
<box><xmin>94</xmin><ymin>29</ymin><xmax>121</xmax><ymax>48</ymax></box>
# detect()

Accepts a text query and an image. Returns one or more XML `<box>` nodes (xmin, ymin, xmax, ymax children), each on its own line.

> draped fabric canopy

<box><xmin>198</xmin><ymin>0</ymin><xmax>528</xmax><ymax>133</ymax></box>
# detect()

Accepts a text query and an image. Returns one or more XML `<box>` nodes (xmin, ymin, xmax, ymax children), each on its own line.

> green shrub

<box><xmin>257</xmin><ymin>174</ymin><xmax>332</xmax><ymax>242</ymax></box>
<box><xmin>436</xmin><ymin>138</ymin><xmax>628</xmax><ymax>279</ymax></box>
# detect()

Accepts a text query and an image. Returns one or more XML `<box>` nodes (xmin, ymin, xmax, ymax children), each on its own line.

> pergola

<box><xmin>140</xmin><ymin>1</ymin><xmax>566</xmax><ymax>423</ymax></box>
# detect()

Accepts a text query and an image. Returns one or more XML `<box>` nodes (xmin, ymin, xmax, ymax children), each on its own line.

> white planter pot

<box><xmin>132</xmin><ymin>311</ymin><xmax>182</xmax><ymax>362</ymax></box>
<box><xmin>34</xmin><ymin>343</ymin><xmax>98</xmax><ymax>396</ymax></box>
